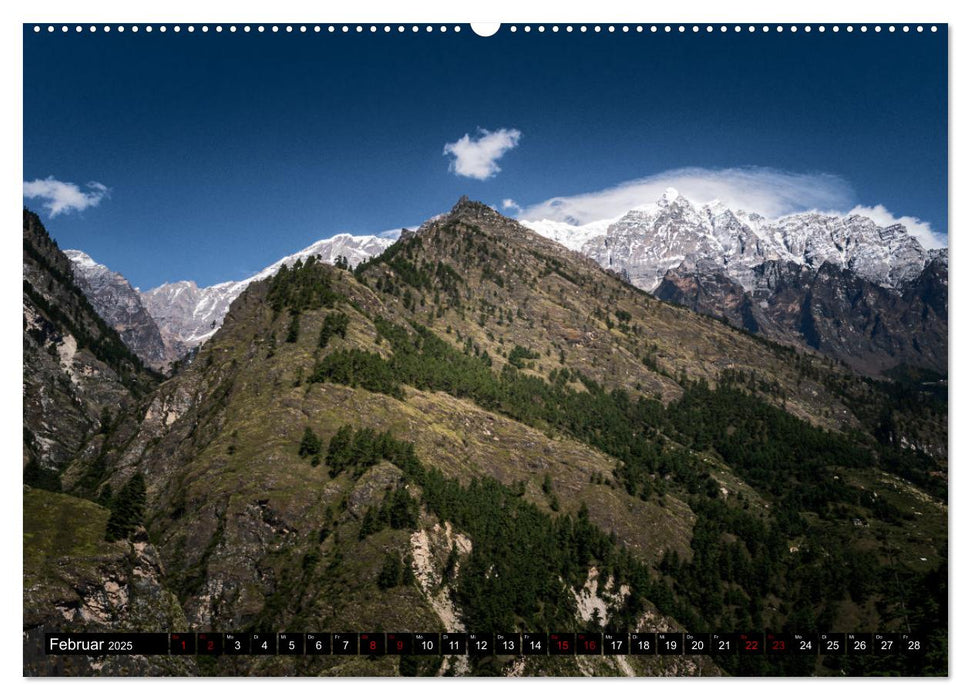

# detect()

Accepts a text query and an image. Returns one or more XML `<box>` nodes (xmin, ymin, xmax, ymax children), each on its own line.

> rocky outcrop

<box><xmin>65</xmin><ymin>250</ymin><xmax>179</xmax><ymax>371</ymax></box>
<box><xmin>23</xmin><ymin>488</ymin><xmax>193</xmax><ymax>676</ymax></box>
<box><xmin>22</xmin><ymin>210</ymin><xmax>156</xmax><ymax>479</ymax></box>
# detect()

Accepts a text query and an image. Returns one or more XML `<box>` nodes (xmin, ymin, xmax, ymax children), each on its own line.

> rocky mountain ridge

<box><xmin>654</xmin><ymin>255</ymin><xmax>948</xmax><ymax>375</ymax></box>
<box><xmin>23</xmin><ymin>209</ymin><xmax>157</xmax><ymax>479</ymax></box>
<box><xmin>522</xmin><ymin>188</ymin><xmax>938</xmax><ymax>293</ymax></box>
<box><xmin>64</xmin><ymin>249</ymin><xmax>181</xmax><ymax>371</ymax></box>
<box><xmin>26</xmin><ymin>200</ymin><xmax>947</xmax><ymax>676</ymax></box>
<box><xmin>62</xmin><ymin>190</ymin><xmax>944</xmax><ymax>378</ymax></box>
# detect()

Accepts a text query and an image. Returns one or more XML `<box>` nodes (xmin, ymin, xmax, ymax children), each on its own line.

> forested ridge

<box><xmin>271</xmin><ymin>250</ymin><xmax>946</xmax><ymax>675</ymax></box>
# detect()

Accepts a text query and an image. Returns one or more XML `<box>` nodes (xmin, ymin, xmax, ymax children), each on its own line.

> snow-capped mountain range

<box><xmin>140</xmin><ymin>233</ymin><xmax>396</xmax><ymax>351</ymax></box>
<box><xmin>65</xmin><ymin>191</ymin><xmax>945</xmax><ymax>375</ymax></box>
<box><xmin>521</xmin><ymin>187</ymin><xmax>937</xmax><ymax>293</ymax></box>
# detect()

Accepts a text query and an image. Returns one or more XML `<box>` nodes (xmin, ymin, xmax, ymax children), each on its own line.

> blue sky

<box><xmin>23</xmin><ymin>25</ymin><xmax>947</xmax><ymax>289</ymax></box>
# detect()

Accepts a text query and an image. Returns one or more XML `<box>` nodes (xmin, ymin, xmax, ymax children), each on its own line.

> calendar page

<box><xmin>22</xmin><ymin>18</ymin><xmax>947</xmax><ymax>678</ymax></box>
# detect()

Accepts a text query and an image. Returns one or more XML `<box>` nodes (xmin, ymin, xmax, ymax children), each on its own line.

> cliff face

<box><xmin>65</xmin><ymin>250</ymin><xmax>181</xmax><ymax>371</ymax></box>
<box><xmin>22</xmin><ymin>210</ymin><xmax>157</xmax><ymax>481</ymax></box>
<box><xmin>654</xmin><ymin>256</ymin><xmax>948</xmax><ymax>376</ymax></box>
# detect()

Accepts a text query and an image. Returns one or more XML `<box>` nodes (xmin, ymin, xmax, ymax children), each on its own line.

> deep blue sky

<box><xmin>24</xmin><ymin>25</ymin><xmax>947</xmax><ymax>289</ymax></box>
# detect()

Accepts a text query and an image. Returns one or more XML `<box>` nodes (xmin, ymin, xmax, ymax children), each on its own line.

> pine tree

<box><xmin>377</xmin><ymin>553</ymin><xmax>402</xmax><ymax>589</ymax></box>
<box><xmin>298</xmin><ymin>427</ymin><xmax>322</xmax><ymax>459</ymax></box>
<box><xmin>105</xmin><ymin>473</ymin><xmax>146</xmax><ymax>542</ymax></box>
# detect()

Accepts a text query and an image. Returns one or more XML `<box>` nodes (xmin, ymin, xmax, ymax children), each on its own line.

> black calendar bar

<box><xmin>43</xmin><ymin>631</ymin><xmax>928</xmax><ymax>656</ymax></box>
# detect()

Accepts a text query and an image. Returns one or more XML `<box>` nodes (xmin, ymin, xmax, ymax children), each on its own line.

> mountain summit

<box><xmin>140</xmin><ymin>232</ymin><xmax>395</xmax><ymax>352</ymax></box>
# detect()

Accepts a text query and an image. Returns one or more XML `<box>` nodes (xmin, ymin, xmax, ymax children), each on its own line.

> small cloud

<box><xmin>502</xmin><ymin>198</ymin><xmax>521</xmax><ymax>213</ymax></box>
<box><xmin>443</xmin><ymin>127</ymin><xmax>521</xmax><ymax>180</ymax></box>
<box><xmin>23</xmin><ymin>176</ymin><xmax>109</xmax><ymax>216</ymax></box>
<box><xmin>849</xmin><ymin>204</ymin><xmax>947</xmax><ymax>250</ymax></box>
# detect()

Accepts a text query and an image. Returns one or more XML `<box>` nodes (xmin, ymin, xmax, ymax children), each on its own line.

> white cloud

<box><xmin>849</xmin><ymin>204</ymin><xmax>947</xmax><ymax>250</ymax></box>
<box><xmin>443</xmin><ymin>128</ymin><xmax>521</xmax><ymax>180</ymax></box>
<box><xmin>23</xmin><ymin>176</ymin><xmax>109</xmax><ymax>216</ymax></box>
<box><xmin>518</xmin><ymin>167</ymin><xmax>856</xmax><ymax>225</ymax></box>
<box><xmin>501</xmin><ymin>198</ymin><xmax>521</xmax><ymax>213</ymax></box>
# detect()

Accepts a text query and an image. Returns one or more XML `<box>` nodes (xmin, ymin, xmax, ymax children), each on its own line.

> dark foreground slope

<box><xmin>33</xmin><ymin>200</ymin><xmax>946</xmax><ymax>676</ymax></box>
<box><xmin>23</xmin><ymin>209</ymin><xmax>157</xmax><ymax>483</ymax></box>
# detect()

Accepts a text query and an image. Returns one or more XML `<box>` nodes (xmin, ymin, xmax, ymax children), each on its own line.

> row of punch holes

<box><xmin>33</xmin><ymin>24</ymin><xmax>940</xmax><ymax>35</ymax></box>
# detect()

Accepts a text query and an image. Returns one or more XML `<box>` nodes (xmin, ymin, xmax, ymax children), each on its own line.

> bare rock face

<box><xmin>22</xmin><ymin>210</ymin><xmax>156</xmax><ymax>479</ymax></box>
<box><xmin>655</xmin><ymin>257</ymin><xmax>948</xmax><ymax>375</ymax></box>
<box><xmin>64</xmin><ymin>250</ymin><xmax>179</xmax><ymax>371</ymax></box>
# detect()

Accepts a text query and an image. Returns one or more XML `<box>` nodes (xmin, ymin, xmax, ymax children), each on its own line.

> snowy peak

<box><xmin>658</xmin><ymin>186</ymin><xmax>682</xmax><ymax>206</ymax></box>
<box><xmin>522</xmin><ymin>196</ymin><xmax>934</xmax><ymax>293</ymax></box>
<box><xmin>519</xmin><ymin>218</ymin><xmax>615</xmax><ymax>252</ymax></box>
<box><xmin>64</xmin><ymin>249</ymin><xmax>176</xmax><ymax>370</ymax></box>
<box><xmin>63</xmin><ymin>249</ymin><xmax>101</xmax><ymax>271</ymax></box>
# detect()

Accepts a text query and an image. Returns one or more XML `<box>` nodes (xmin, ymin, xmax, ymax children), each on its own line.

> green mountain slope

<box><xmin>38</xmin><ymin>200</ymin><xmax>946</xmax><ymax>676</ymax></box>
